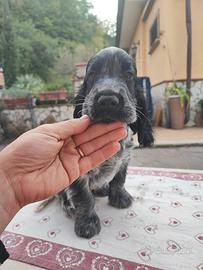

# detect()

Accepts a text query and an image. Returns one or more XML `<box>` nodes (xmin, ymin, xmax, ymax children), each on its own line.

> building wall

<box><xmin>161</xmin><ymin>0</ymin><xmax>187</xmax><ymax>82</ymax></box>
<box><xmin>132</xmin><ymin>0</ymin><xmax>203</xmax><ymax>86</ymax></box>
<box><xmin>144</xmin><ymin>0</ymin><xmax>166</xmax><ymax>85</ymax></box>
<box><xmin>133</xmin><ymin>0</ymin><xmax>167</xmax><ymax>85</ymax></box>
<box><xmin>191</xmin><ymin>0</ymin><xmax>203</xmax><ymax>79</ymax></box>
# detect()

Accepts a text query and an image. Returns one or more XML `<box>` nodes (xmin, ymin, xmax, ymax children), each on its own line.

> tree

<box><xmin>1</xmin><ymin>0</ymin><xmax>17</xmax><ymax>87</ymax></box>
<box><xmin>0</xmin><ymin>0</ymin><xmax>116</xmax><ymax>86</ymax></box>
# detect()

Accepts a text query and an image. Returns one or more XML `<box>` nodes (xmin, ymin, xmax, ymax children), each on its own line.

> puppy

<box><xmin>39</xmin><ymin>47</ymin><xmax>154</xmax><ymax>239</ymax></box>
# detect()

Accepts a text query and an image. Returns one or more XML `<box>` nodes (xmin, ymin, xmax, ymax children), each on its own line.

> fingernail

<box><xmin>80</xmin><ymin>114</ymin><xmax>89</xmax><ymax>120</ymax></box>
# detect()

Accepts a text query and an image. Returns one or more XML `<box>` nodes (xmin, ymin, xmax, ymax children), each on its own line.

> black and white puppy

<box><xmin>57</xmin><ymin>47</ymin><xmax>153</xmax><ymax>239</ymax></box>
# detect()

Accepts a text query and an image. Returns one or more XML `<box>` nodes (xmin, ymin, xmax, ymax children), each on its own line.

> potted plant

<box><xmin>195</xmin><ymin>99</ymin><xmax>203</xmax><ymax>127</ymax></box>
<box><xmin>1</xmin><ymin>88</ymin><xmax>31</xmax><ymax>109</ymax></box>
<box><xmin>1</xmin><ymin>74</ymin><xmax>44</xmax><ymax>109</ymax></box>
<box><xmin>166</xmin><ymin>83</ymin><xmax>190</xmax><ymax>129</ymax></box>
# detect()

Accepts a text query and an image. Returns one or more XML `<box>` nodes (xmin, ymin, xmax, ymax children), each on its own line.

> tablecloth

<box><xmin>1</xmin><ymin>167</ymin><xmax>203</xmax><ymax>270</ymax></box>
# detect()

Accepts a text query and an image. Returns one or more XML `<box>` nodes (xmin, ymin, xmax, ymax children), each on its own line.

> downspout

<box><xmin>185</xmin><ymin>0</ymin><xmax>192</xmax><ymax>123</ymax></box>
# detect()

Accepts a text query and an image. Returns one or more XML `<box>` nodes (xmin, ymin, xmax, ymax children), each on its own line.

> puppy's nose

<box><xmin>97</xmin><ymin>95</ymin><xmax>119</xmax><ymax>108</ymax></box>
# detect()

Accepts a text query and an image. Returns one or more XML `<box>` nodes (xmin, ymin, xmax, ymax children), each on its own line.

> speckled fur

<box><xmin>57</xmin><ymin>47</ymin><xmax>154</xmax><ymax>239</ymax></box>
<box><xmin>60</xmin><ymin>130</ymin><xmax>132</xmax><ymax>216</ymax></box>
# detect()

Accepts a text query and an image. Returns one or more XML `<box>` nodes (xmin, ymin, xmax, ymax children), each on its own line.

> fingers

<box><xmin>73</xmin><ymin>122</ymin><xmax>126</xmax><ymax>146</ymax></box>
<box><xmin>79</xmin><ymin>142</ymin><xmax>121</xmax><ymax>176</ymax></box>
<box><xmin>78</xmin><ymin>127</ymin><xmax>127</xmax><ymax>156</ymax></box>
<box><xmin>32</xmin><ymin>116</ymin><xmax>91</xmax><ymax>140</ymax></box>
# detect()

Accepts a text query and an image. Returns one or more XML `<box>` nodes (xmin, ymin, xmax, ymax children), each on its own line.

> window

<box><xmin>149</xmin><ymin>12</ymin><xmax>160</xmax><ymax>54</ymax></box>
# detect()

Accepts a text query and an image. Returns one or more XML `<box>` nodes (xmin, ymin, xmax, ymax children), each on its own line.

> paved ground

<box><xmin>134</xmin><ymin>127</ymin><xmax>203</xmax><ymax>147</ymax></box>
<box><xmin>130</xmin><ymin>127</ymin><xmax>203</xmax><ymax>171</ymax></box>
<box><xmin>129</xmin><ymin>146</ymin><xmax>203</xmax><ymax>170</ymax></box>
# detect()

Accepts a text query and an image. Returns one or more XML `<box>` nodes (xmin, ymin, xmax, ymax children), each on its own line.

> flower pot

<box><xmin>3</xmin><ymin>97</ymin><xmax>30</xmax><ymax>109</ymax></box>
<box><xmin>195</xmin><ymin>111</ymin><xmax>203</xmax><ymax>127</ymax></box>
<box><xmin>168</xmin><ymin>95</ymin><xmax>185</xmax><ymax>129</ymax></box>
<box><xmin>39</xmin><ymin>90</ymin><xmax>67</xmax><ymax>101</ymax></box>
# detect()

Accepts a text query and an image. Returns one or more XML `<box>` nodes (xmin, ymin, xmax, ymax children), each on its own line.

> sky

<box><xmin>89</xmin><ymin>0</ymin><xmax>118</xmax><ymax>23</ymax></box>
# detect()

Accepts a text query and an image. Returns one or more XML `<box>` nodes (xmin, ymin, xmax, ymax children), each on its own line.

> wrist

<box><xmin>0</xmin><ymin>168</ymin><xmax>20</xmax><ymax>233</ymax></box>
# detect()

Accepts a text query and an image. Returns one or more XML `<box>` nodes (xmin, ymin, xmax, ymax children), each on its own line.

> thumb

<box><xmin>34</xmin><ymin>115</ymin><xmax>91</xmax><ymax>140</ymax></box>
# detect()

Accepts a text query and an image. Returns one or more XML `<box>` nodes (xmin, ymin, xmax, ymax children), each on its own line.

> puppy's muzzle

<box><xmin>92</xmin><ymin>90</ymin><xmax>124</xmax><ymax>122</ymax></box>
<box><xmin>96</xmin><ymin>93</ymin><xmax>121</xmax><ymax>110</ymax></box>
<box><xmin>97</xmin><ymin>95</ymin><xmax>120</xmax><ymax>110</ymax></box>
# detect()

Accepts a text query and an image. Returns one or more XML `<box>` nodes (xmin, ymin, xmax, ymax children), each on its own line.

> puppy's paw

<box><xmin>75</xmin><ymin>212</ymin><xmax>101</xmax><ymax>239</ymax></box>
<box><xmin>109</xmin><ymin>189</ymin><xmax>133</xmax><ymax>209</ymax></box>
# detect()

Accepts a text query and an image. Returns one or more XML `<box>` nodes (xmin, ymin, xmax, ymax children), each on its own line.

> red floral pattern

<box><xmin>1</xmin><ymin>167</ymin><xmax>203</xmax><ymax>270</ymax></box>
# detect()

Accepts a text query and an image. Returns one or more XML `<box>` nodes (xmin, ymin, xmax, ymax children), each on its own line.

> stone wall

<box><xmin>0</xmin><ymin>105</ymin><xmax>74</xmax><ymax>141</ymax></box>
<box><xmin>33</xmin><ymin>105</ymin><xmax>74</xmax><ymax>125</ymax></box>
<box><xmin>188</xmin><ymin>81</ymin><xmax>203</xmax><ymax>126</ymax></box>
<box><xmin>151</xmin><ymin>80</ymin><xmax>203</xmax><ymax>127</ymax></box>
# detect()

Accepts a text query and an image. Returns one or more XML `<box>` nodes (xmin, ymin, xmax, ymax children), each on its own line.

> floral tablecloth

<box><xmin>1</xmin><ymin>167</ymin><xmax>203</xmax><ymax>270</ymax></box>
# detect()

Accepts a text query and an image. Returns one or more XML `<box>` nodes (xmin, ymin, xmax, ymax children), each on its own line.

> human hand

<box><xmin>0</xmin><ymin>116</ymin><xmax>127</xmax><ymax>209</ymax></box>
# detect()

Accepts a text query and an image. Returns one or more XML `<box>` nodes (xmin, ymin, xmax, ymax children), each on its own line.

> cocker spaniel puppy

<box><xmin>39</xmin><ymin>47</ymin><xmax>154</xmax><ymax>239</ymax></box>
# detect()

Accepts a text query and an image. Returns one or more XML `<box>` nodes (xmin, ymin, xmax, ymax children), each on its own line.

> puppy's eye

<box><xmin>125</xmin><ymin>72</ymin><xmax>134</xmax><ymax>80</ymax></box>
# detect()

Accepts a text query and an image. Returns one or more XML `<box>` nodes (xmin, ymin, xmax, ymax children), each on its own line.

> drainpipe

<box><xmin>185</xmin><ymin>0</ymin><xmax>192</xmax><ymax>122</ymax></box>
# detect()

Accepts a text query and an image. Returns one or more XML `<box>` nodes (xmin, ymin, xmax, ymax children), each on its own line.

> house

<box><xmin>117</xmin><ymin>0</ymin><xmax>203</xmax><ymax>126</ymax></box>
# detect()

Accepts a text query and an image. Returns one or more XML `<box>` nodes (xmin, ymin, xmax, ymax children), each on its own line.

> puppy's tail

<box><xmin>35</xmin><ymin>196</ymin><xmax>56</xmax><ymax>212</ymax></box>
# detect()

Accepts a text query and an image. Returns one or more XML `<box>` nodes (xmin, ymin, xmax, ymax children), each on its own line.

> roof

<box><xmin>116</xmin><ymin>0</ymin><xmax>149</xmax><ymax>50</ymax></box>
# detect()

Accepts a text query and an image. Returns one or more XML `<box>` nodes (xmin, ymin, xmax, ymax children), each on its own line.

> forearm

<box><xmin>0</xmin><ymin>170</ymin><xmax>20</xmax><ymax>234</ymax></box>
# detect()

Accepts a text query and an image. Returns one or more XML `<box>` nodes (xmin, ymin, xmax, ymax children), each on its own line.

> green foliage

<box><xmin>9</xmin><ymin>74</ymin><xmax>44</xmax><ymax>96</ymax></box>
<box><xmin>13</xmin><ymin>19</ymin><xmax>58</xmax><ymax>81</ymax></box>
<box><xmin>1</xmin><ymin>0</ymin><xmax>17</xmax><ymax>87</ymax></box>
<box><xmin>0</xmin><ymin>1</ymin><xmax>3</xmax><ymax>62</ymax></box>
<box><xmin>102</xmin><ymin>21</ymin><xmax>116</xmax><ymax>47</ymax></box>
<box><xmin>44</xmin><ymin>77</ymin><xmax>72</xmax><ymax>92</ymax></box>
<box><xmin>0</xmin><ymin>0</ymin><xmax>115</xmax><ymax>87</ymax></box>
<box><xmin>1</xmin><ymin>87</ymin><xmax>29</xmax><ymax>97</ymax></box>
<box><xmin>166</xmin><ymin>83</ymin><xmax>190</xmax><ymax>107</ymax></box>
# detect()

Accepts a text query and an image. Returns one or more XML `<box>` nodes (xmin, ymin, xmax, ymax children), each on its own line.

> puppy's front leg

<box><xmin>109</xmin><ymin>164</ymin><xmax>133</xmax><ymax>208</ymax></box>
<box><xmin>71</xmin><ymin>178</ymin><xmax>101</xmax><ymax>239</ymax></box>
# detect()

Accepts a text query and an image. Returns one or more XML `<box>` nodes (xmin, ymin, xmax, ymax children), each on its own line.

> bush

<box><xmin>1</xmin><ymin>88</ymin><xmax>30</xmax><ymax>98</ymax></box>
<box><xmin>11</xmin><ymin>74</ymin><xmax>44</xmax><ymax>97</ymax></box>
<box><xmin>44</xmin><ymin>77</ymin><xmax>73</xmax><ymax>93</ymax></box>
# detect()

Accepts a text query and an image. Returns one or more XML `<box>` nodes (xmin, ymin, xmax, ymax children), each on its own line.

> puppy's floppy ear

<box><xmin>129</xmin><ymin>78</ymin><xmax>154</xmax><ymax>147</ymax></box>
<box><xmin>73</xmin><ymin>79</ymin><xmax>88</xmax><ymax>118</ymax></box>
<box><xmin>73</xmin><ymin>59</ymin><xmax>94</xmax><ymax>119</ymax></box>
